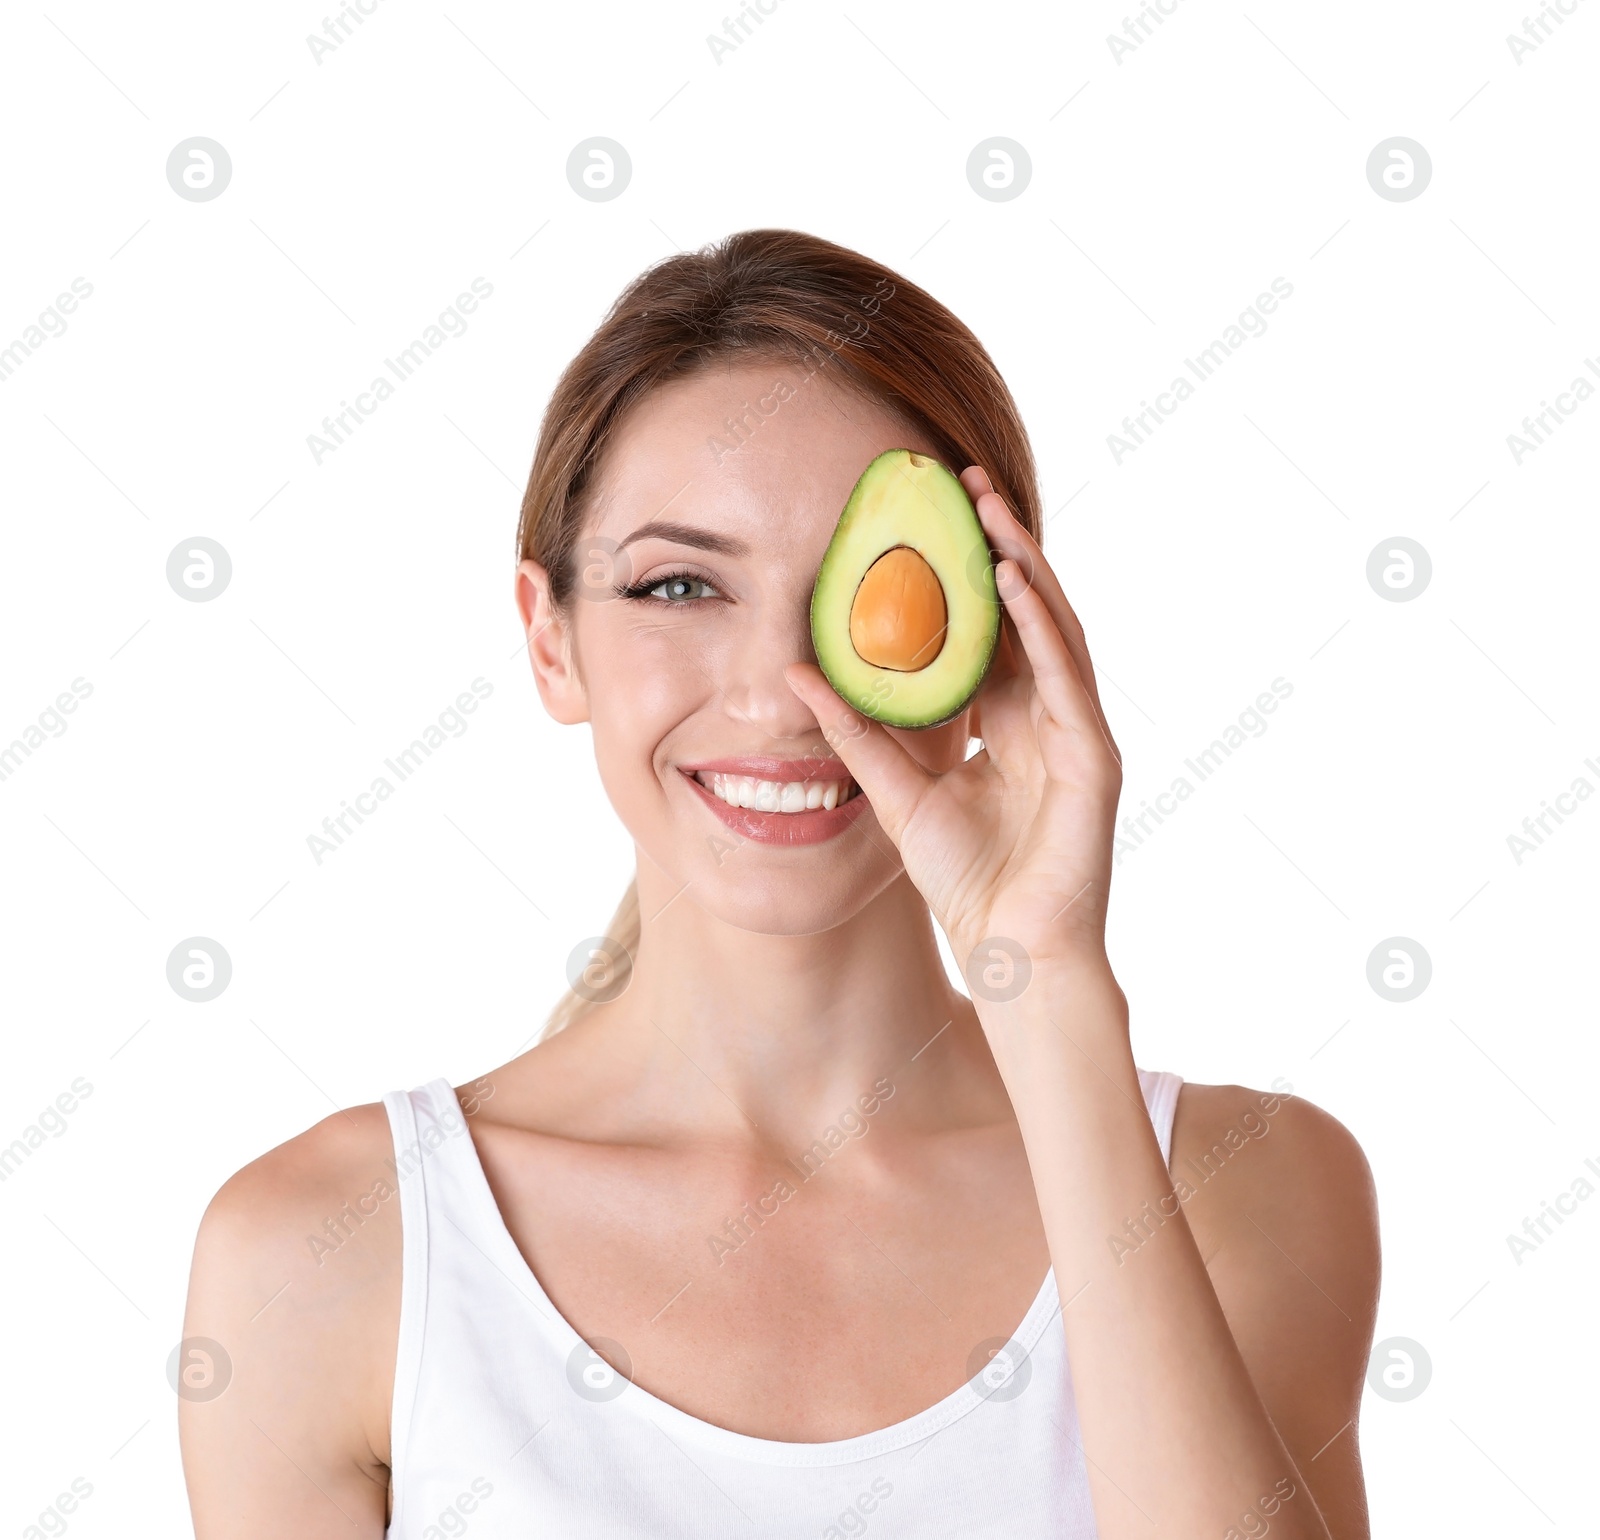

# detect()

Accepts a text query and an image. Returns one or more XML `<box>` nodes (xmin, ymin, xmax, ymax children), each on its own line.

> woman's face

<box><xmin>519</xmin><ymin>357</ymin><xmax>974</xmax><ymax>936</ymax></box>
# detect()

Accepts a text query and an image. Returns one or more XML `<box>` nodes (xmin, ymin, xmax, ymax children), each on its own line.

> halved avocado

<box><xmin>810</xmin><ymin>449</ymin><xmax>999</xmax><ymax>729</ymax></box>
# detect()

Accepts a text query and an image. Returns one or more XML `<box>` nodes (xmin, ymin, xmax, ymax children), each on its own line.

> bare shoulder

<box><xmin>1171</xmin><ymin>1081</ymin><xmax>1380</xmax><ymax>1533</ymax></box>
<box><xmin>1171</xmin><ymin>1081</ymin><xmax>1379</xmax><ymax>1242</ymax></box>
<box><xmin>191</xmin><ymin>1099</ymin><xmax>404</xmax><ymax>1303</ymax></box>
<box><xmin>180</xmin><ymin>1100</ymin><xmax>401</xmax><ymax>1534</ymax></box>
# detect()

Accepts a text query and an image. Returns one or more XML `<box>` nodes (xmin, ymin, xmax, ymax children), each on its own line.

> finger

<box><xmin>959</xmin><ymin>467</ymin><xmax>1120</xmax><ymax>765</ymax></box>
<box><xmin>973</xmin><ymin>489</ymin><xmax>1095</xmax><ymax>687</ymax></box>
<box><xmin>995</xmin><ymin>559</ymin><xmax>1121</xmax><ymax>767</ymax></box>
<box><xmin>954</xmin><ymin>470</ymin><xmax>1026</xmax><ymax>692</ymax></box>
<box><xmin>783</xmin><ymin>663</ymin><xmax>934</xmax><ymax>842</ymax></box>
<box><xmin>959</xmin><ymin>465</ymin><xmax>994</xmax><ymax>502</ymax></box>
<box><xmin>967</xmin><ymin>481</ymin><xmax>1114</xmax><ymax>741</ymax></box>
<box><xmin>960</xmin><ymin>469</ymin><xmax>1091</xmax><ymax>674</ymax></box>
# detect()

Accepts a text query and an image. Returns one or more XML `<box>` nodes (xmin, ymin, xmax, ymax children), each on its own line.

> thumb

<box><xmin>783</xmin><ymin>663</ymin><xmax>933</xmax><ymax>844</ymax></box>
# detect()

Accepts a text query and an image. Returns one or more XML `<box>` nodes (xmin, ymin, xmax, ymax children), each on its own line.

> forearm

<box><xmin>979</xmin><ymin>960</ymin><xmax>1327</xmax><ymax>1540</ymax></box>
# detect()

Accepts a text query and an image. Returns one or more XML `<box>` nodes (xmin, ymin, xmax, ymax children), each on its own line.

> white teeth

<box><xmin>696</xmin><ymin>772</ymin><xmax>855</xmax><ymax>814</ymax></box>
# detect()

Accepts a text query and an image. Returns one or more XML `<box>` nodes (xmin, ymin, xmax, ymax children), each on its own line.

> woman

<box><xmin>179</xmin><ymin>229</ymin><xmax>1380</xmax><ymax>1537</ymax></box>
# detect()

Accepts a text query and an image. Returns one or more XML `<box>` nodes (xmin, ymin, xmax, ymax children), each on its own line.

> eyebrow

<box><xmin>615</xmin><ymin>519</ymin><xmax>750</xmax><ymax>558</ymax></box>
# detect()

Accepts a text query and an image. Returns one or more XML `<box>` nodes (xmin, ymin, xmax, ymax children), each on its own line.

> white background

<box><xmin>2</xmin><ymin>0</ymin><xmax>1595</xmax><ymax>1533</ymax></box>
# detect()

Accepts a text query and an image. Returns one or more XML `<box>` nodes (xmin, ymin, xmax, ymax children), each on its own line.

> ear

<box><xmin>515</xmin><ymin>558</ymin><xmax>589</xmax><ymax>725</ymax></box>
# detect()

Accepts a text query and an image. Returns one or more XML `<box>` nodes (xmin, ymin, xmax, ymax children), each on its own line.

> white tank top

<box><xmin>380</xmin><ymin>1067</ymin><xmax>1183</xmax><ymax>1538</ymax></box>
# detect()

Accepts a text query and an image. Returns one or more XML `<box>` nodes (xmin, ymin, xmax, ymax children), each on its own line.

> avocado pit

<box><xmin>848</xmin><ymin>546</ymin><xmax>948</xmax><ymax>672</ymax></box>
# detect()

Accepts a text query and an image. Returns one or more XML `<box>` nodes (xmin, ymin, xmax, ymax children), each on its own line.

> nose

<box><xmin>720</xmin><ymin>587</ymin><xmax>822</xmax><ymax>743</ymax></box>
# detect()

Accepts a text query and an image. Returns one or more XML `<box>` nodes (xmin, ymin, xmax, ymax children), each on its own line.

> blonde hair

<box><xmin>519</xmin><ymin>229</ymin><xmax>1042</xmax><ymax>1039</ymax></box>
<box><xmin>536</xmin><ymin>882</ymin><xmax>639</xmax><ymax>1042</ymax></box>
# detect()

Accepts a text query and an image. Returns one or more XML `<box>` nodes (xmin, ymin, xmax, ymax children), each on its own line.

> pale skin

<box><xmin>180</xmin><ymin>358</ymin><xmax>1380</xmax><ymax>1536</ymax></box>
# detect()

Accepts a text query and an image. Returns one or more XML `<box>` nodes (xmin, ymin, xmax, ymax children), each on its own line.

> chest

<box><xmin>471</xmin><ymin>1120</ymin><xmax>1053</xmax><ymax>1443</ymax></box>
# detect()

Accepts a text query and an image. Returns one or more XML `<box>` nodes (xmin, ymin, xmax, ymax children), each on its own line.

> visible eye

<box><xmin>623</xmin><ymin>572</ymin><xmax>722</xmax><ymax>603</ymax></box>
<box><xmin>656</xmin><ymin>575</ymin><xmax>717</xmax><ymax>601</ymax></box>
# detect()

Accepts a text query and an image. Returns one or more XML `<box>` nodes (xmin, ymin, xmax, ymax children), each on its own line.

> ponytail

<box><xmin>537</xmin><ymin>879</ymin><xmax>640</xmax><ymax>1040</ymax></box>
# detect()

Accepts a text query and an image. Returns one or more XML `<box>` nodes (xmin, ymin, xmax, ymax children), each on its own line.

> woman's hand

<box><xmin>795</xmin><ymin>470</ymin><xmax>1369</xmax><ymax>1540</ymax></box>
<box><xmin>785</xmin><ymin>466</ymin><xmax>1124</xmax><ymax>984</ymax></box>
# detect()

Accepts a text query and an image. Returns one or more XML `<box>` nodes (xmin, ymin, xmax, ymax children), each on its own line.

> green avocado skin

<box><xmin>809</xmin><ymin>449</ymin><xmax>1000</xmax><ymax>730</ymax></box>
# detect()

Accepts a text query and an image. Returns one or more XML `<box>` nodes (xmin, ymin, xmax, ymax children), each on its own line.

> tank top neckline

<box><xmin>424</xmin><ymin>1073</ymin><xmax>1068</xmax><ymax>1466</ymax></box>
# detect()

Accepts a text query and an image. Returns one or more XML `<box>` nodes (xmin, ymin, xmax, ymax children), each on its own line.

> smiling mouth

<box><xmin>691</xmin><ymin>769</ymin><xmax>860</xmax><ymax>813</ymax></box>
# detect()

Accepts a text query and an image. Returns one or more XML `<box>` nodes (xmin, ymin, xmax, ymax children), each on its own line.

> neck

<box><xmin>600</xmin><ymin>863</ymin><xmax>999</xmax><ymax>1148</ymax></box>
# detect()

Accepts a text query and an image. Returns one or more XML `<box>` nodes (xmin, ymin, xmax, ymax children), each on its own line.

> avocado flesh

<box><xmin>810</xmin><ymin>449</ymin><xmax>1000</xmax><ymax>729</ymax></box>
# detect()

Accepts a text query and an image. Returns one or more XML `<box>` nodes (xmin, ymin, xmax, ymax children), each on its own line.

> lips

<box><xmin>679</xmin><ymin>755</ymin><xmax>855</xmax><ymax>782</ymax></box>
<box><xmin>677</xmin><ymin>758</ymin><xmax>870</xmax><ymax>847</ymax></box>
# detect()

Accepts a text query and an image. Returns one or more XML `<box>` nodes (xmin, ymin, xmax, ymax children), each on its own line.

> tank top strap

<box><xmin>1136</xmin><ymin>1066</ymin><xmax>1184</xmax><ymax>1161</ymax></box>
<box><xmin>383</xmin><ymin>1076</ymin><xmax>498</xmax><ymax>1246</ymax></box>
<box><xmin>387</xmin><ymin>1077</ymin><xmax>475</xmax><ymax>1174</ymax></box>
<box><xmin>379</xmin><ymin>1076</ymin><xmax>479</xmax><ymax>1516</ymax></box>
